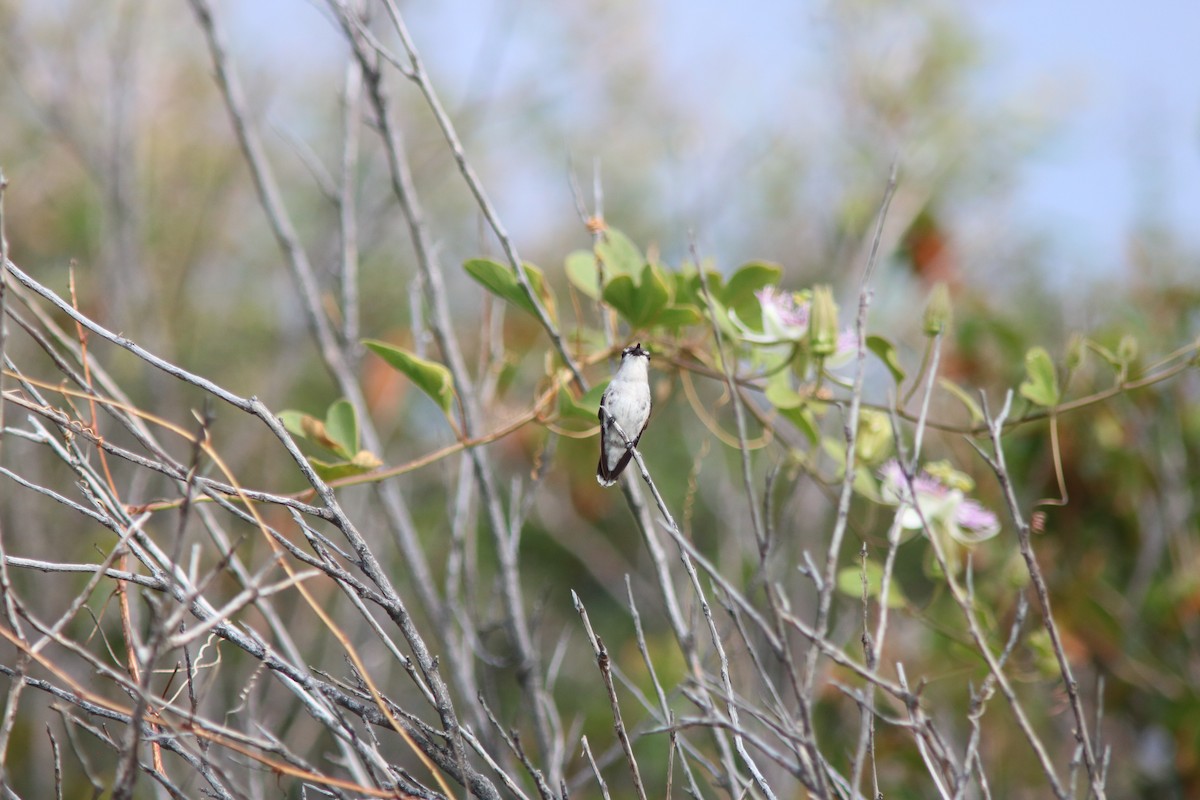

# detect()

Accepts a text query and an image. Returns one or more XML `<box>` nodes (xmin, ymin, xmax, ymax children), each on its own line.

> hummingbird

<box><xmin>597</xmin><ymin>343</ymin><xmax>652</xmax><ymax>487</ymax></box>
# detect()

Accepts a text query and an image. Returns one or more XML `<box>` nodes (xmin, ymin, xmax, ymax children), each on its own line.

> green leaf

<box><xmin>836</xmin><ymin>562</ymin><xmax>906</xmax><ymax>609</ymax></box>
<box><xmin>822</xmin><ymin>436</ymin><xmax>848</xmax><ymax>472</ymax></box>
<box><xmin>596</xmin><ymin>228</ymin><xmax>643</xmax><ymax>278</ymax></box>
<box><xmin>464</xmin><ymin>257</ymin><xmax>522</xmax><ymax>311</ymax></box>
<box><xmin>364</xmin><ymin>340</ymin><xmax>456</xmax><ymax>413</ymax></box>
<box><xmin>672</xmin><ymin>260</ymin><xmax>723</xmax><ymax>308</ymax></box>
<box><xmin>652</xmin><ymin>305</ymin><xmax>703</xmax><ymax>329</ymax></box>
<box><xmin>764</xmin><ymin>373</ymin><xmax>803</xmax><ymax>410</ymax></box>
<box><xmin>496</xmin><ymin>358</ymin><xmax>521</xmax><ymax>396</ymax></box>
<box><xmin>670</xmin><ymin>268</ymin><xmax>696</xmax><ymax>305</ymax></box>
<box><xmin>764</xmin><ymin>371</ymin><xmax>818</xmax><ymax>443</ymax></box>
<box><xmin>601</xmin><ymin>274</ymin><xmax>638</xmax><ymax>324</ymax></box>
<box><xmin>1019</xmin><ymin>346</ymin><xmax>1060</xmax><ymax>407</ymax></box>
<box><xmin>524</xmin><ymin>264</ymin><xmax>558</xmax><ymax>320</ymax></box>
<box><xmin>324</xmin><ymin>399</ymin><xmax>358</xmax><ymax>459</ymax></box>
<box><xmin>565</xmin><ymin>250</ymin><xmax>601</xmax><ymax>300</ymax></box>
<box><xmin>576</xmin><ymin>383</ymin><xmax>608</xmax><ymax>416</ymax></box>
<box><xmin>279</xmin><ymin>410</ymin><xmax>310</xmax><ymax>441</ymax></box>
<box><xmin>602</xmin><ymin>263</ymin><xmax>669</xmax><ymax>329</ymax></box>
<box><xmin>463</xmin><ymin>258</ymin><xmax>557</xmax><ymax>321</ymax></box>
<box><xmin>719</xmin><ymin>261</ymin><xmax>782</xmax><ymax>310</ymax></box>
<box><xmin>779</xmin><ymin>404</ymin><xmax>819</xmax><ymax>445</ymax></box>
<box><xmin>279</xmin><ymin>409</ymin><xmax>346</xmax><ymax>455</ymax></box>
<box><xmin>937</xmin><ymin>378</ymin><xmax>984</xmax><ymax>424</ymax></box>
<box><xmin>309</xmin><ymin>453</ymin><xmax>381</xmax><ymax>482</ymax></box>
<box><xmin>782</xmin><ymin>407</ymin><xmax>820</xmax><ymax>443</ymax></box>
<box><xmin>704</xmin><ymin>294</ymin><xmax>746</xmax><ymax>341</ymax></box>
<box><xmin>559</xmin><ymin>382</ymin><xmax>609</xmax><ymax>422</ymax></box>
<box><xmin>867</xmin><ymin>335</ymin><xmax>905</xmax><ymax>385</ymax></box>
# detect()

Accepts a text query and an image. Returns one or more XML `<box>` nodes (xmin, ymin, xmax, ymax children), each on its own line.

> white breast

<box><xmin>602</xmin><ymin>366</ymin><xmax>651</xmax><ymax>469</ymax></box>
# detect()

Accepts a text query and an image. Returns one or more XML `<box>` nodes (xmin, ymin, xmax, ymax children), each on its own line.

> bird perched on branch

<box><xmin>596</xmin><ymin>342</ymin><xmax>652</xmax><ymax>487</ymax></box>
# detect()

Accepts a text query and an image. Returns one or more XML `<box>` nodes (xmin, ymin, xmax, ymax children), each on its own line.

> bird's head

<box><xmin>622</xmin><ymin>342</ymin><xmax>651</xmax><ymax>361</ymax></box>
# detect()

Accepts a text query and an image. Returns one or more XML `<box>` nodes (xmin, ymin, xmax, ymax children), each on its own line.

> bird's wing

<box><xmin>603</xmin><ymin>400</ymin><xmax>650</xmax><ymax>482</ymax></box>
<box><xmin>606</xmin><ymin>449</ymin><xmax>634</xmax><ymax>482</ymax></box>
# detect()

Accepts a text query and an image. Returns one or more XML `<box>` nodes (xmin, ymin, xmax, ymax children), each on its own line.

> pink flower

<box><xmin>879</xmin><ymin>459</ymin><xmax>1000</xmax><ymax>545</ymax></box>
<box><xmin>730</xmin><ymin>286</ymin><xmax>809</xmax><ymax>344</ymax></box>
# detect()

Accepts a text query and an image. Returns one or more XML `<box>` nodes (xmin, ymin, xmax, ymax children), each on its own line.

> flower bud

<box><xmin>808</xmin><ymin>284</ymin><xmax>839</xmax><ymax>357</ymax></box>
<box><xmin>855</xmin><ymin>409</ymin><xmax>892</xmax><ymax>465</ymax></box>
<box><xmin>1117</xmin><ymin>334</ymin><xmax>1138</xmax><ymax>365</ymax></box>
<box><xmin>922</xmin><ymin>282</ymin><xmax>952</xmax><ymax>336</ymax></box>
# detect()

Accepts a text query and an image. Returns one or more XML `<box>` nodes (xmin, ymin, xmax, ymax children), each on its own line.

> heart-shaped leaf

<box><xmin>464</xmin><ymin>258</ymin><xmax>557</xmax><ymax>321</ymax></box>
<box><xmin>279</xmin><ymin>410</ymin><xmax>344</xmax><ymax>455</ymax></box>
<box><xmin>719</xmin><ymin>261</ymin><xmax>782</xmax><ymax>311</ymax></box>
<box><xmin>1019</xmin><ymin>346</ymin><xmax>1059</xmax><ymax>407</ymax></box>
<box><xmin>559</xmin><ymin>382</ymin><xmax>609</xmax><ymax>422</ymax></box>
<box><xmin>565</xmin><ymin>250</ymin><xmax>601</xmax><ymax>300</ymax></box>
<box><xmin>595</xmin><ymin>228</ymin><xmax>643</xmax><ymax>278</ymax></box>
<box><xmin>324</xmin><ymin>399</ymin><xmax>358</xmax><ymax>459</ymax></box>
<box><xmin>764</xmin><ymin>373</ymin><xmax>803</xmax><ymax>410</ymax></box>
<box><xmin>867</xmin><ymin>335</ymin><xmax>905</xmax><ymax>385</ymax></box>
<box><xmin>603</xmin><ymin>263</ymin><xmax>669</xmax><ymax>329</ymax></box>
<box><xmin>652</xmin><ymin>304</ymin><xmax>703</xmax><ymax>329</ymax></box>
<box><xmin>309</xmin><ymin>454</ymin><xmax>380</xmax><ymax>482</ymax></box>
<box><xmin>780</xmin><ymin>404</ymin><xmax>820</xmax><ymax>445</ymax></box>
<box><xmin>673</xmin><ymin>261</ymin><xmax>724</xmax><ymax>308</ymax></box>
<box><xmin>279</xmin><ymin>409</ymin><xmax>313</xmax><ymax>442</ymax></box>
<box><xmin>364</xmin><ymin>340</ymin><xmax>456</xmax><ymax>413</ymax></box>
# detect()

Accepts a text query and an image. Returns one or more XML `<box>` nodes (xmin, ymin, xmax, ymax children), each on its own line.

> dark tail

<box><xmin>596</xmin><ymin>451</ymin><xmax>633</xmax><ymax>487</ymax></box>
<box><xmin>596</xmin><ymin>455</ymin><xmax>615</xmax><ymax>487</ymax></box>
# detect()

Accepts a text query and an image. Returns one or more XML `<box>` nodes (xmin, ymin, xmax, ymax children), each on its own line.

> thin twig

<box><xmin>0</xmin><ymin>167</ymin><xmax>9</xmax><ymax>454</ymax></box>
<box><xmin>372</xmin><ymin>0</ymin><xmax>586</xmax><ymax>390</ymax></box>
<box><xmin>690</xmin><ymin>238</ymin><xmax>767</xmax><ymax>557</ymax></box>
<box><xmin>892</xmin><ymin>409</ymin><xmax>1069</xmax><ymax>798</ymax></box>
<box><xmin>579</xmin><ymin>736</ymin><xmax>613</xmax><ymax>800</ymax></box>
<box><xmin>573</xmin><ymin>591</ymin><xmax>649</xmax><ymax>800</ymax></box>
<box><xmin>0</xmin><ymin>165</ymin><xmax>28</xmax><ymax>777</ymax></box>
<box><xmin>979</xmin><ymin>391</ymin><xmax>1106</xmax><ymax>799</ymax></box>
<box><xmin>337</xmin><ymin>54</ymin><xmax>364</xmax><ymax>355</ymax></box>
<box><xmin>333</xmin><ymin>4</ymin><xmax>557</xmax><ymax>772</ymax></box>
<box><xmin>600</xmin><ymin>405</ymin><xmax>743</xmax><ymax>789</ymax></box>
<box><xmin>802</xmin><ymin>165</ymin><xmax>898</xmax><ymax>798</ymax></box>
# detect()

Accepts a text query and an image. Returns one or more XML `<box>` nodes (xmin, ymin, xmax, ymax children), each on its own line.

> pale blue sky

<box><xmin>232</xmin><ymin>1</ymin><xmax>1200</xmax><ymax>286</ymax></box>
<box><xmin>976</xmin><ymin>1</ymin><xmax>1200</xmax><ymax>280</ymax></box>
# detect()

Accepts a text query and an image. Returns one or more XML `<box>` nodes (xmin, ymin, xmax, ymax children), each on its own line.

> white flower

<box><xmin>879</xmin><ymin>459</ymin><xmax>1000</xmax><ymax>546</ymax></box>
<box><xmin>730</xmin><ymin>286</ymin><xmax>809</xmax><ymax>344</ymax></box>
